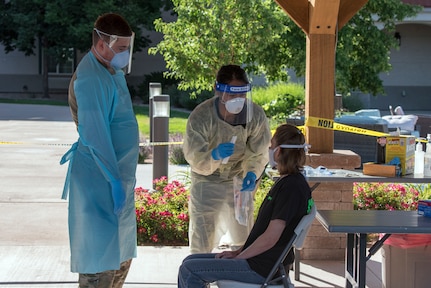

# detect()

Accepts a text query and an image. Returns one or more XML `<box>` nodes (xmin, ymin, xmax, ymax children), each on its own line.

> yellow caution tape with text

<box><xmin>306</xmin><ymin>116</ymin><xmax>389</xmax><ymax>137</ymax></box>
<box><xmin>297</xmin><ymin>116</ymin><xmax>426</xmax><ymax>142</ymax></box>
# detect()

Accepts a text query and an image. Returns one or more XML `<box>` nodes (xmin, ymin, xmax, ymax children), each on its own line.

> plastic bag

<box><xmin>233</xmin><ymin>176</ymin><xmax>253</xmax><ymax>226</ymax></box>
<box><xmin>303</xmin><ymin>165</ymin><xmax>333</xmax><ymax>177</ymax></box>
<box><xmin>380</xmin><ymin>233</ymin><xmax>431</xmax><ymax>249</ymax></box>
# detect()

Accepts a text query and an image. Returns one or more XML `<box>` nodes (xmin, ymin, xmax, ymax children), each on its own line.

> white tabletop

<box><xmin>266</xmin><ymin>168</ymin><xmax>431</xmax><ymax>183</ymax></box>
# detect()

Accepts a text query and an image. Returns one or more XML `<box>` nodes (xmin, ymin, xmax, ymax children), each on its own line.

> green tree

<box><xmin>0</xmin><ymin>0</ymin><xmax>173</xmax><ymax>98</ymax></box>
<box><xmin>149</xmin><ymin>0</ymin><xmax>421</xmax><ymax>96</ymax></box>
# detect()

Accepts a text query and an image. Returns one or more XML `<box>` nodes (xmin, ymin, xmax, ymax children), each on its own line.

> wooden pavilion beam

<box><xmin>274</xmin><ymin>0</ymin><xmax>309</xmax><ymax>33</ymax></box>
<box><xmin>275</xmin><ymin>0</ymin><xmax>368</xmax><ymax>153</ymax></box>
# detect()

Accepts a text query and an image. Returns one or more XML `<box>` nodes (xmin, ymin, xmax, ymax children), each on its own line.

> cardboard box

<box><xmin>384</xmin><ymin>136</ymin><xmax>415</xmax><ymax>175</ymax></box>
<box><xmin>363</xmin><ymin>162</ymin><xmax>398</xmax><ymax>177</ymax></box>
<box><xmin>418</xmin><ymin>200</ymin><xmax>431</xmax><ymax>218</ymax></box>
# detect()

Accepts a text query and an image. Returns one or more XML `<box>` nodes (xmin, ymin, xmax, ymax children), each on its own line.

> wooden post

<box><xmin>275</xmin><ymin>0</ymin><xmax>368</xmax><ymax>153</ymax></box>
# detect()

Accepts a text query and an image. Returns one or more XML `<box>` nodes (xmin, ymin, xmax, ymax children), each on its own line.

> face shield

<box><xmin>268</xmin><ymin>143</ymin><xmax>310</xmax><ymax>169</ymax></box>
<box><xmin>94</xmin><ymin>28</ymin><xmax>135</xmax><ymax>74</ymax></box>
<box><xmin>216</xmin><ymin>82</ymin><xmax>253</xmax><ymax>125</ymax></box>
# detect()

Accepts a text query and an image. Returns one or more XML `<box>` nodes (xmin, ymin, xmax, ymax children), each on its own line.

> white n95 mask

<box><xmin>225</xmin><ymin>97</ymin><xmax>245</xmax><ymax>114</ymax></box>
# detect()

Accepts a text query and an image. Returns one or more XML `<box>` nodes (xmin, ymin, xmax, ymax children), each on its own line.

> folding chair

<box><xmin>216</xmin><ymin>204</ymin><xmax>316</xmax><ymax>288</ymax></box>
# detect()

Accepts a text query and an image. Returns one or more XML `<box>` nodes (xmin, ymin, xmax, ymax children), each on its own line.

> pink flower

<box><xmin>159</xmin><ymin>211</ymin><xmax>173</xmax><ymax>217</ymax></box>
<box><xmin>151</xmin><ymin>234</ymin><xmax>159</xmax><ymax>243</ymax></box>
<box><xmin>178</xmin><ymin>213</ymin><xmax>189</xmax><ymax>221</ymax></box>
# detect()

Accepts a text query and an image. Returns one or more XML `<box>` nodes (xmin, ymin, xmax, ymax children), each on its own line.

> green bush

<box><xmin>253</xmin><ymin>176</ymin><xmax>274</xmax><ymax>220</ymax></box>
<box><xmin>342</xmin><ymin>94</ymin><xmax>363</xmax><ymax>112</ymax></box>
<box><xmin>253</xmin><ymin>83</ymin><xmax>305</xmax><ymax>122</ymax></box>
<box><xmin>168</xmin><ymin>87</ymin><xmax>213</xmax><ymax>110</ymax></box>
<box><xmin>138</xmin><ymin>135</ymin><xmax>152</xmax><ymax>164</ymax></box>
<box><xmin>169</xmin><ymin>133</ymin><xmax>188</xmax><ymax>165</ymax></box>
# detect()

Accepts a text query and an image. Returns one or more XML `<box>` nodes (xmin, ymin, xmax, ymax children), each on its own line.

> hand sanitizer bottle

<box><xmin>415</xmin><ymin>141</ymin><xmax>424</xmax><ymax>175</ymax></box>
<box><xmin>424</xmin><ymin>135</ymin><xmax>431</xmax><ymax>177</ymax></box>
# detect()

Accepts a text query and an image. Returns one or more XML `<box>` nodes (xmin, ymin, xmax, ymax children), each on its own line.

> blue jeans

<box><xmin>178</xmin><ymin>253</ymin><xmax>266</xmax><ymax>288</ymax></box>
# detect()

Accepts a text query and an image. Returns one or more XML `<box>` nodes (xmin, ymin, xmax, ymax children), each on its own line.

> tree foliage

<box><xmin>149</xmin><ymin>0</ymin><xmax>421</xmax><ymax>96</ymax></box>
<box><xmin>0</xmin><ymin>0</ymin><xmax>173</xmax><ymax>97</ymax></box>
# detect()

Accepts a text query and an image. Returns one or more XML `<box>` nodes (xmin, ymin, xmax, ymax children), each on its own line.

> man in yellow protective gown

<box><xmin>183</xmin><ymin>65</ymin><xmax>271</xmax><ymax>253</ymax></box>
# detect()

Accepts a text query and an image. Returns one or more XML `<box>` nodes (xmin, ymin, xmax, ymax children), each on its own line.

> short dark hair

<box><xmin>216</xmin><ymin>65</ymin><xmax>249</xmax><ymax>84</ymax></box>
<box><xmin>92</xmin><ymin>13</ymin><xmax>132</xmax><ymax>45</ymax></box>
<box><xmin>274</xmin><ymin>124</ymin><xmax>306</xmax><ymax>175</ymax></box>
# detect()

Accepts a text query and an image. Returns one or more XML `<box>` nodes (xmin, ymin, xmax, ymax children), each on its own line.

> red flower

<box><xmin>177</xmin><ymin>213</ymin><xmax>189</xmax><ymax>221</ymax></box>
<box><xmin>151</xmin><ymin>234</ymin><xmax>159</xmax><ymax>242</ymax></box>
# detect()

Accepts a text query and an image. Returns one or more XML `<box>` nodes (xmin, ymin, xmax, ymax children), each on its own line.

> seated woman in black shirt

<box><xmin>178</xmin><ymin>123</ymin><xmax>313</xmax><ymax>288</ymax></box>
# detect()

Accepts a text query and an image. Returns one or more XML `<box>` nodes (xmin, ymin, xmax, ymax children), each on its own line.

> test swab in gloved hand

<box><xmin>222</xmin><ymin>135</ymin><xmax>237</xmax><ymax>164</ymax></box>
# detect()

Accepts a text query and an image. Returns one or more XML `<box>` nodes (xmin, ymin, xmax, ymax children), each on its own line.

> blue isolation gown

<box><xmin>60</xmin><ymin>51</ymin><xmax>139</xmax><ymax>273</ymax></box>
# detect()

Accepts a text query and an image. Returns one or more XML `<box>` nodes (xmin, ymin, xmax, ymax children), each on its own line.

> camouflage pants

<box><xmin>78</xmin><ymin>259</ymin><xmax>132</xmax><ymax>288</ymax></box>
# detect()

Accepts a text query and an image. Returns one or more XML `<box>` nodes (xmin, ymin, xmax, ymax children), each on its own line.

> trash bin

<box><xmin>381</xmin><ymin>234</ymin><xmax>431</xmax><ymax>288</ymax></box>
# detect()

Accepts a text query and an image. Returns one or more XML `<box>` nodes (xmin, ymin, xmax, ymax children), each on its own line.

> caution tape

<box><xmin>140</xmin><ymin>141</ymin><xmax>183</xmax><ymax>147</ymax></box>
<box><xmin>0</xmin><ymin>141</ymin><xmax>184</xmax><ymax>147</ymax></box>
<box><xmin>306</xmin><ymin>116</ymin><xmax>388</xmax><ymax>137</ymax></box>
<box><xmin>0</xmin><ymin>141</ymin><xmax>71</xmax><ymax>146</ymax></box>
<box><xmin>301</xmin><ymin>116</ymin><xmax>427</xmax><ymax>142</ymax></box>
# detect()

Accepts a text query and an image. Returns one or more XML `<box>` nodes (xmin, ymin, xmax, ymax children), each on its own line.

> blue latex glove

<box><xmin>211</xmin><ymin>142</ymin><xmax>234</xmax><ymax>160</ymax></box>
<box><xmin>241</xmin><ymin>171</ymin><xmax>257</xmax><ymax>192</ymax></box>
<box><xmin>111</xmin><ymin>180</ymin><xmax>126</xmax><ymax>215</ymax></box>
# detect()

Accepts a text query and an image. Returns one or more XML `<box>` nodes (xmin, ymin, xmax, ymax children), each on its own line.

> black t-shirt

<box><xmin>244</xmin><ymin>173</ymin><xmax>312</xmax><ymax>278</ymax></box>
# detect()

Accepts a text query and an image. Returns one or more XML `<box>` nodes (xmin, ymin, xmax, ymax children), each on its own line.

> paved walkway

<box><xmin>0</xmin><ymin>103</ymin><xmax>382</xmax><ymax>287</ymax></box>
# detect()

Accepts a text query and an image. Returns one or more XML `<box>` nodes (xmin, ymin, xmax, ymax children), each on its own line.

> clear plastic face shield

<box><xmin>215</xmin><ymin>82</ymin><xmax>253</xmax><ymax>125</ymax></box>
<box><xmin>268</xmin><ymin>143</ymin><xmax>310</xmax><ymax>169</ymax></box>
<box><xmin>94</xmin><ymin>28</ymin><xmax>135</xmax><ymax>73</ymax></box>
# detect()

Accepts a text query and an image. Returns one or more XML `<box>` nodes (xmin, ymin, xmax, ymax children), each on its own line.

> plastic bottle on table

<box><xmin>414</xmin><ymin>141</ymin><xmax>424</xmax><ymax>175</ymax></box>
<box><xmin>424</xmin><ymin>134</ymin><xmax>431</xmax><ymax>177</ymax></box>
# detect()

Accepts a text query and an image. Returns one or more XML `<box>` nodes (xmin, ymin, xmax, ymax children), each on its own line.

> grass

<box><xmin>133</xmin><ymin>105</ymin><xmax>189</xmax><ymax>137</ymax></box>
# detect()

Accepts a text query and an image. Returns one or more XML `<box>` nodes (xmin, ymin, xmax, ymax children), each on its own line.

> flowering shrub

<box><xmin>353</xmin><ymin>183</ymin><xmax>431</xmax><ymax>248</ymax></box>
<box><xmin>135</xmin><ymin>177</ymin><xmax>189</xmax><ymax>246</ymax></box>
<box><xmin>353</xmin><ymin>182</ymin><xmax>419</xmax><ymax>211</ymax></box>
<box><xmin>134</xmin><ymin>175</ymin><xmax>274</xmax><ymax>246</ymax></box>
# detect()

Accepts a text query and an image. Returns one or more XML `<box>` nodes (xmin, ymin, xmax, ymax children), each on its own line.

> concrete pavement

<box><xmin>0</xmin><ymin>103</ymin><xmax>382</xmax><ymax>287</ymax></box>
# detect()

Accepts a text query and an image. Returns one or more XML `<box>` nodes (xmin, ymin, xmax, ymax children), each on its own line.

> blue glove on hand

<box><xmin>111</xmin><ymin>180</ymin><xmax>126</xmax><ymax>215</ymax></box>
<box><xmin>211</xmin><ymin>142</ymin><xmax>234</xmax><ymax>160</ymax></box>
<box><xmin>241</xmin><ymin>171</ymin><xmax>257</xmax><ymax>192</ymax></box>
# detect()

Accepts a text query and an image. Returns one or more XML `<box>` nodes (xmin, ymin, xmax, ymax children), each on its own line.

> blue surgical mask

<box><xmin>109</xmin><ymin>48</ymin><xmax>130</xmax><ymax>70</ymax></box>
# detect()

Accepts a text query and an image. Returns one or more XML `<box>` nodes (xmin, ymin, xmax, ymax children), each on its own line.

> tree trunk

<box><xmin>41</xmin><ymin>36</ymin><xmax>50</xmax><ymax>98</ymax></box>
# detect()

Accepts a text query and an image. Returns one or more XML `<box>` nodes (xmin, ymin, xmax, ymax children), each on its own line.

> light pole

<box><xmin>149</xmin><ymin>82</ymin><xmax>162</xmax><ymax>143</ymax></box>
<box><xmin>152</xmin><ymin>94</ymin><xmax>170</xmax><ymax>186</ymax></box>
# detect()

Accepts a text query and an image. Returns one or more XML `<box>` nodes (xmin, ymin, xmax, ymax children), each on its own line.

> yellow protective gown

<box><xmin>60</xmin><ymin>51</ymin><xmax>139</xmax><ymax>273</ymax></box>
<box><xmin>183</xmin><ymin>97</ymin><xmax>271</xmax><ymax>253</ymax></box>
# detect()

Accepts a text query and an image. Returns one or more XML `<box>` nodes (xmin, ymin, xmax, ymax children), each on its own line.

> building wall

<box><xmin>351</xmin><ymin>23</ymin><xmax>431</xmax><ymax>112</ymax></box>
